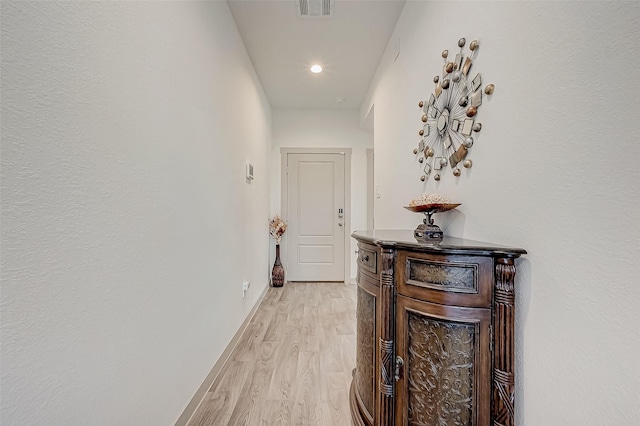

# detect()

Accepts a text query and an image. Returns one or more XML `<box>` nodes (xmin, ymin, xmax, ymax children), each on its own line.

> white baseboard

<box><xmin>174</xmin><ymin>284</ymin><xmax>269</xmax><ymax>426</ymax></box>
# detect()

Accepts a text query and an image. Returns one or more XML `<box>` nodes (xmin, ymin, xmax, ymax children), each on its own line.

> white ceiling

<box><xmin>227</xmin><ymin>0</ymin><xmax>406</xmax><ymax>110</ymax></box>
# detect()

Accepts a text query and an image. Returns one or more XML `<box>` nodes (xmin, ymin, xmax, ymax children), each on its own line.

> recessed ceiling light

<box><xmin>310</xmin><ymin>64</ymin><xmax>323</xmax><ymax>73</ymax></box>
<box><xmin>335</xmin><ymin>97</ymin><xmax>345</xmax><ymax>103</ymax></box>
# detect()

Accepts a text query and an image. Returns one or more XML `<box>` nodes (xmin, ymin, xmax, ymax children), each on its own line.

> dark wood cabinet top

<box><xmin>352</xmin><ymin>230</ymin><xmax>527</xmax><ymax>258</ymax></box>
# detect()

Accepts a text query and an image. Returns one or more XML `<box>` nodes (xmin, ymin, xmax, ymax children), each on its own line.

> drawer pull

<box><xmin>395</xmin><ymin>356</ymin><xmax>404</xmax><ymax>381</ymax></box>
<box><xmin>356</xmin><ymin>247</ymin><xmax>377</xmax><ymax>274</ymax></box>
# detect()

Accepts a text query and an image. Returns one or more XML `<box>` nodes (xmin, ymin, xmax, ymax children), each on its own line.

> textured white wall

<box><xmin>271</xmin><ymin>109</ymin><xmax>373</xmax><ymax>279</ymax></box>
<box><xmin>364</xmin><ymin>1</ymin><xmax>640</xmax><ymax>424</ymax></box>
<box><xmin>1</xmin><ymin>2</ymin><xmax>271</xmax><ymax>424</ymax></box>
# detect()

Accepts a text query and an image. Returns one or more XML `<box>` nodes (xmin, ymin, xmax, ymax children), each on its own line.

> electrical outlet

<box><xmin>242</xmin><ymin>280</ymin><xmax>250</xmax><ymax>297</ymax></box>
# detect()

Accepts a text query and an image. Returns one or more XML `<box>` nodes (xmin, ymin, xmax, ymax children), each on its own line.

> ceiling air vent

<box><xmin>296</xmin><ymin>0</ymin><xmax>334</xmax><ymax>17</ymax></box>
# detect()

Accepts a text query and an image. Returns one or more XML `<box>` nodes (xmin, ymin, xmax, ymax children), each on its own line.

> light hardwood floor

<box><xmin>188</xmin><ymin>281</ymin><xmax>357</xmax><ymax>426</ymax></box>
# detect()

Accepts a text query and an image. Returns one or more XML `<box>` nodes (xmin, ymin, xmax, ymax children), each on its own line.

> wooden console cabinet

<box><xmin>350</xmin><ymin>230</ymin><xmax>526</xmax><ymax>426</ymax></box>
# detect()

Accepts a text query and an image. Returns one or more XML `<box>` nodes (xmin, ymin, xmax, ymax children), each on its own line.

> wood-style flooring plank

<box><xmin>187</xmin><ymin>281</ymin><xmax>356</xmax><ymax>426</ymax></box>
<box><xmin>189</xmin><ymin>361</ymin><xmax>254</xmax><ymax>426</ymax></box>
<box><xmin>291</xmin><ymin>351</ymin><xmax>321</xmax><ymax>425</ymax></box>
<box><xmin>227</xmin><ymin>360</ymin><xmax>272</xmax><ymax>425</ymax></box>
<box><xmin>266</xmin><ymin>324</ymin><xmax>301</xmax><ymax>400</ymax></box>
<box><xmin>262</xmin><ymin>400</ymin><xmax>292</xmax><ymax>426</ymax></box>
<box><xmin>320</xmin><ymin>372</ymin><xmax>351</xmax><ymax>425</ymax></box>
<box><xmin>263</xmin><ymin>311</ymin><xmax>287</xmax><ymax>342</ymax></box>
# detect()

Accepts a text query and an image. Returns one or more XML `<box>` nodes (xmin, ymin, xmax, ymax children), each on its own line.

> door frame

<box><xmin>280</xmin><ymin>147</ymin><xmax>352</xmax><ymax>282</ymax></box>
<box><xmin>366</xmin><ymin>148</ymin><xmax>374</xmax><ymax>230</ymax></box>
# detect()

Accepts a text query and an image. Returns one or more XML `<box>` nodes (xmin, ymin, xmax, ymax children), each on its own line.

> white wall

<box><xmin>1</xmin><ymin>2</ymin><xmax>271</xmax><ymax>425</ymax></box>
<box><xmin>271</xmin><ymin>109</ymin><xmax>373</xmax><ymax>279</ymax></box>
<box><xmin>364</xmin><ymin>2</ymin><xmax>640</xmax><ymax>424</ymax></box>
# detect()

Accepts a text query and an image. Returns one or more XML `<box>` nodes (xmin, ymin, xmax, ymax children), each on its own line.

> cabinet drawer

<box><xmin>357</xmin><ymin>244</ymin><xmax>378</xmax><ymax>276</ymax></box>
<box><xmin>397</xmin><ymin>251</ymin><xmax>493</xmax><ymax>308</ymax></box>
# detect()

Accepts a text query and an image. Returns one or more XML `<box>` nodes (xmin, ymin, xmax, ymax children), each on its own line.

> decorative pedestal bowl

<box><xmin>404</xmin><ymin>203</ymin><xmax>461</xmax><ymax>243</ymax></box>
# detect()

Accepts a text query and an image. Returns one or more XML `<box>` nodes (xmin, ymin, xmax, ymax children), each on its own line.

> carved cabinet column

<box><xmin>350</xmin><ymin>230</ymin><xmax>526</xmax><ymax>426</ymax></box>
<box><xmin>492</xmin><ymin>258</ymin><xmax>517</xmax><ymax>426</ymax></box>
<box><xmin>377</xmin><ymin>248</ymin><xmax>396</xmax><ymax>425</ymax></box>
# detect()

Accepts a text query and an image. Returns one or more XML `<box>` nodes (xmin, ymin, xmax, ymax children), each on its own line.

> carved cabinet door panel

<box><xmin>355</xmin><ymin>280</ymin><xmax>378</xmax><ymax>425</ymax></box>
<box><xmin>395</xmin><ymin>296</ymin><xmax>491</xmax><ymax>426</ymax></box>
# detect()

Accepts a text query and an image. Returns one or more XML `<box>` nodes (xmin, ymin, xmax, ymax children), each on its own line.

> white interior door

<box><xmin>286</xmin><ymin>153</ymin><xmax>345</xmax><ymax>281</ymax></box>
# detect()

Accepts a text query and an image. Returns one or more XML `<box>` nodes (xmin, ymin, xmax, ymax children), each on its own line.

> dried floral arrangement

<box><xmin>409</xmin><ymin>193</ymin><xmax>452</xmax><ymax>207</ymax></box>
<box><xmin>269</xmin><ymin>215</ymin><xmax>287</xmax><ymax>244</ymax></box>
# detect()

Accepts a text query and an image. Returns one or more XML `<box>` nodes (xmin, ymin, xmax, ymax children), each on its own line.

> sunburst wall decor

<box><xmin>414</xmin><ymin>38</ymin><xmax>494</xmax><ymax>183</ymax></box>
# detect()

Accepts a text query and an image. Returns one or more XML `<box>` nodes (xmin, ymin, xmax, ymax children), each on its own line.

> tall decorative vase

<box><xmin>272</xmin><ymin>244</ymin><xmax>284</xmax><ymax>287</ymax></box>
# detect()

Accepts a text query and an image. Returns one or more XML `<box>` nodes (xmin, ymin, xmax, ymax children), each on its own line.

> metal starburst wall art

<box><xmin>414</xmin><ymin>38</ymin><xmax>495</xmax><ymax>183</ymax></box>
